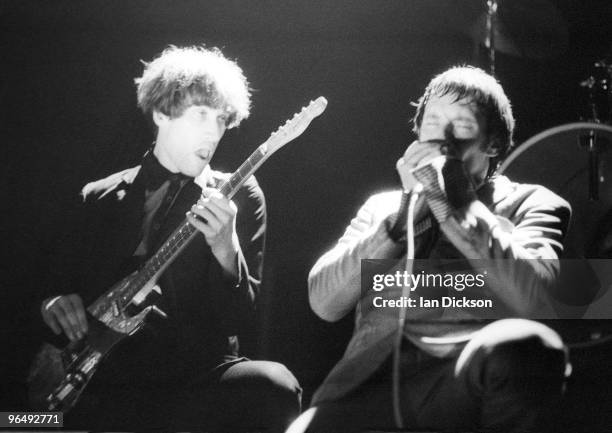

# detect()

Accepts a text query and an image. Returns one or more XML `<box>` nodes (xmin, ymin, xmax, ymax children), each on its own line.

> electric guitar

<box><xmin>27</xmin><ymin>96</ymin><xmax>328</xmax><ymax>412</ymax></box>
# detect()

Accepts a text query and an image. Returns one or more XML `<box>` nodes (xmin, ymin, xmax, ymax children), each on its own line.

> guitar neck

<box><xmin>118</xmin><ymin>145</ymin><xmax>270</xmax><ymax>307</ymax></box>
<box><xmin>107</xmin><ymin>96</ymin><xmax>328</xmax><ymax>309</ymax></box>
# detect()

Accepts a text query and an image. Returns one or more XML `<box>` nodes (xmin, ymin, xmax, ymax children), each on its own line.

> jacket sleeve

<box><xmin>308</xmin><ymin>193</ymin><xmax>405</xmax><ymax>322</ymax></box>
<box><xmin>412</xmin><ymin>157</ymin><xmax>571</xmax><ymax>316</ymax></box>
<box><xmin>210</xmin><ymin>175</ymin><xmax>266</xmax><ymax>334</ymax></box>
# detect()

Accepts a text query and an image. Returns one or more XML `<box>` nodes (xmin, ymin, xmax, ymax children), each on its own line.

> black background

<box><xmin>2</xmin><ymin>0</ymin><xmax>611</xmax><ymax>420</ymax></box>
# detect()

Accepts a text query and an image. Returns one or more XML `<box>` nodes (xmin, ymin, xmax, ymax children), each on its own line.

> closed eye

<box><xmin>453</xmin><ymin>119</ymin><xmax>476</xmax><ymax>128</ymax></box>
<box><xmin>423</xmin><ymin>113</ymin><xmax>441</xmax><ymax>122</ymax></box>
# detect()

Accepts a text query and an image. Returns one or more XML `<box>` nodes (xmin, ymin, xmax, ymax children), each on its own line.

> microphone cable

<box><xmin>392</xmin><ymin>183</ymin><xmax>423</xmax><ymax>428</ymax></box>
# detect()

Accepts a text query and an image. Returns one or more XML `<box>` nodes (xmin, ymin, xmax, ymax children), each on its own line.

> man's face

<box><xmin>153</xmin><ymin>105</ymin><xmax>228</xmax><ymax>177</ymax></box>
<box><xmin>419</xmin><ymin>93</ymin><xmax>493</xmax><ymax>184</ymax></box>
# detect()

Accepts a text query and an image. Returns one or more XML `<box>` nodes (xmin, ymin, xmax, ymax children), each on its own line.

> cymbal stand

<box><xmin>485</xmin><ymin>0</ymin><xmax>498</xmax><ymax>76</ymax></box>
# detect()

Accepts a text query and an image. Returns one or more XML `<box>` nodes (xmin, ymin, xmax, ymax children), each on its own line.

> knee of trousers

<box><xmin>454</xmin><ymin>319</ymin><xmax>570</xmax><ymax>388</ymax></box>
<box><xmin>243</xmin><ymin>361</ymin><xmax>303</xmax><ymax>410</ymax></box>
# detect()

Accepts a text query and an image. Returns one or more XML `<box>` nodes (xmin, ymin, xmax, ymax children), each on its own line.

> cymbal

<box><xmin>467</xmin><ymin>0</ymin><xmax>569</xmax><ymax>59</ymax></box>
<box><xmin>500</xmin><ymin>122</ymin><xmax>612</xmax><ymax>258</ymax></box>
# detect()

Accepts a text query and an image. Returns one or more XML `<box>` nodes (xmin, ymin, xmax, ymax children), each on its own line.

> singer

<box><xmin>289</xmin><ymin>66</ymin><xmax>571</xmax><ymax>432</ymax></box>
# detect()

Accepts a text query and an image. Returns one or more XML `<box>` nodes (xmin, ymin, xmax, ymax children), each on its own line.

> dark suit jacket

<box><xmin>42</xmin><ymin>161</ymin><xmax>266</xmax><ymax>383</ymax></box>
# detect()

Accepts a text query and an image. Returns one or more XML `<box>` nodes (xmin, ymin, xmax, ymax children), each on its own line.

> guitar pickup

<box><xmin>111</xmin><ymin>301</ymin><xmax>121</xmax><ymax>317</ymax></box>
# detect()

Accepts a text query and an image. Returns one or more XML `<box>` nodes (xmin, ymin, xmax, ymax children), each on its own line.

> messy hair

<box><xmin>135</xmin><ymin>45</ymin><xmax>251</xmax><ymax>128</ymax></box>
<box><xmin>412</xmin><ymin>66</ymin><xmax>515</xmax><ymax>170</ymax></box>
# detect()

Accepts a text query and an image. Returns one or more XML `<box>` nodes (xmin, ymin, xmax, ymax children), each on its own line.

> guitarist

<box><xmin>36</xmin><ymin>45</ymin><xmax>300</xmax><ymax>431</ymax></box>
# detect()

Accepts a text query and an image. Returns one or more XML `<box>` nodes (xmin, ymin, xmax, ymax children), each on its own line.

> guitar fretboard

<box><xmin>118</xmin><ymin>146</ymin><xmax>267</xmax><ymax>307</ymax></box>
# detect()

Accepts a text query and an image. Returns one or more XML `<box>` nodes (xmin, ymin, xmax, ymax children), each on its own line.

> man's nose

<box><xmin>443</xmin><ymin>122</ymin><xmax>456</xmax><ymax>141</ymax></box>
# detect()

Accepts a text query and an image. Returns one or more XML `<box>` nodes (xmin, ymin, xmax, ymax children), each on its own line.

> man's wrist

<box><xmin>211</xmin><ymin>236</ymin><xmax>240</xmax><ymax>279</ymax></box>
<box><xmin>385</xmin><ymin>192</ymin><xmax>410</xmax><ymax>242</ymax></box>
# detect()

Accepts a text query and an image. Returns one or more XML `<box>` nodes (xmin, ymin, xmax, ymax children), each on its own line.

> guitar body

<box><xmin>27</xmin><ymin>273</ymin><xmax>165</xmax><ymax>412</ymax></box>
<box><xmin>28</xmin><ymin>316</ymin><xmax>127</xmax><ymax>411</ymax></box>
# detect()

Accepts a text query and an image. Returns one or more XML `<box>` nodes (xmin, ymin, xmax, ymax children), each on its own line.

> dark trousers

<box><xmin>294</xmin><ymin>319</ymin><xmax>568</xmax><ymax>433</ymax></box>
<box><xmin>67</xmin><ymin>358</ymin><xmax>302</xmax><ymax>432</ymax></box>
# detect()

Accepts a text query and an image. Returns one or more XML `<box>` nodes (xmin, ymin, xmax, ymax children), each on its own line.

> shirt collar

<box><xmin>141</xmin><ymin>150</ymin><xmax>190</xmax><ymax>190</ymax></box>
<box><xmin>477</xmin><ymin>174</ymin><xmax>514</xmax><ymax>207</ymax></box>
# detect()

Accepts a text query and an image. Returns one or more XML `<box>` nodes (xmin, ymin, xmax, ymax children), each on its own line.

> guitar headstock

<box><xmin>262</xmin><ymin>96</ymin><xmax>328</xmax><ymax>154</ymax></box>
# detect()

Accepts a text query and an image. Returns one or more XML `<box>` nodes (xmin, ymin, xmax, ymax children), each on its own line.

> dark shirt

<box><xmin>133</xmin><ymin>151</ymin><xmax>190</xmax><ymax>259</ymax></box>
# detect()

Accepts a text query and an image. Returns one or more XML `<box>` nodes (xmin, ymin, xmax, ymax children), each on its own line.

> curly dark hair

<box><xmin>135</xmin><ymin>45</ymin><xmax>251</xmax><ymax>129</ymax></box>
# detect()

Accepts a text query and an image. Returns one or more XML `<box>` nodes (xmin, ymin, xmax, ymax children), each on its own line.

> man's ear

<box><xmin>152</xmin><ymin>110</ymin><xmax>169</xmax><ymax>128</ymax></box>
<box><xmin>485</xmin><ymin>139</ymin><xmax>501</xmax><ymax>157</ymax></box>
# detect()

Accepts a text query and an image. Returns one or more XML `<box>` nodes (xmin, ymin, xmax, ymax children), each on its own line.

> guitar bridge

<box><xmin>47</xmin><ymin>349</ymin><xmax>102</xmax><ymax>411</ymax></box>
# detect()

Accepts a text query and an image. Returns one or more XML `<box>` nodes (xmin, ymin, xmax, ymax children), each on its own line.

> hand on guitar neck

<box><xmin>187</xmin><ymin>187</ymin><xmax>241</xmax><ymax>278</ymax></box>
<box><xmin>41</xmin><ymin>294</ymin><xmax>89</xmax><ymax>342</ymax></box>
